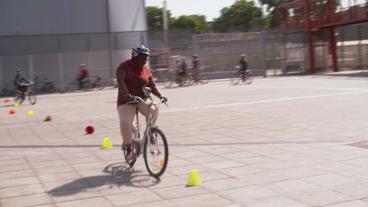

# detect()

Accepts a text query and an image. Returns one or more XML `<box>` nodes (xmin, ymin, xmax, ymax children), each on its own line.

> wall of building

<box><xmin>0</xmin><ymin>0</ymin><xmax>147</xmax><ymax>92</ymax></box>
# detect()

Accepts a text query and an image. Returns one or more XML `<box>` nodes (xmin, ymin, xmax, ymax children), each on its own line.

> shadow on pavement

<box><xmin>321</xmin><ymin>71</ymin><xmax>368</xmax><ymax>78</ymax></box>
<box><xmin>48</xmin><ymin>162</ymin><xmax>160</xmax><ymax>197</ymax></box>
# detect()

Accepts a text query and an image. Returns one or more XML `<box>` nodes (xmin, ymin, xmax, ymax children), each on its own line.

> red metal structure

<box><xmin>275</xmin><ymin>0</ymin><xmax>368</xmax><ymax>73</ymax></box>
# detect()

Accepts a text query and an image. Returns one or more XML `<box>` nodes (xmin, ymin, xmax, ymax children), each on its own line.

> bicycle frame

<box><xmin>132</xmin><ymin>99</ymin><xmax>160</xmax><ymax>155</ymax></box>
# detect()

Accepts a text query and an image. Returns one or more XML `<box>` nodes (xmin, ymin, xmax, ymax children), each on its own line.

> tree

<box><xmin>212</xmin><ymin>0</ymin><xmax>263</xmax><ymax>32</ymax></box>
<box><xmin>171</xmin><ymin>15</ymin><xmax>208</xmax><ymax>33</ymax></box>
<box><xmin>146</xmin><ymin>6</ymin><xmax>172</xmax><ymax>31</ymax></box>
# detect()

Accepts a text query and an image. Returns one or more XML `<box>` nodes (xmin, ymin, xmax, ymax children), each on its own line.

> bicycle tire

<box><xmin>230</xmin><ymin>76</ymin><xmax>241</xmax><ymax>85</ymax></box>
<box><xmin>144</xmin><ymin>127</ymin><xmax>169</xmax><ymax>178</ymax></box>
<box><xmin>14</xmin><ymin>91</ymin><xmax>25</xmax><ymax>104</ymax></box>
<box><xmin>245</xmin><ymin>75</ymin><xmax>253</xmax><ymax>84</ymax></box>
<box><xmin>28</xmin><ymin>91</ymin><xmax>37</xmax><ymax>105</ymax></box>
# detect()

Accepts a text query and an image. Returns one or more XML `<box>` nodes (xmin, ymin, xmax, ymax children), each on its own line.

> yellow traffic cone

<box><xmin>26</xmin><ymin>110</ymin><xmax>34</xmax><ymax>116</ymax></box>
<box><xmin>101</xmin><ymin>138</ymin><xmax>112</xmax><ymax>149</ymax></box>
<box><xmin>186</xmin><ymin>169</ymin><xmax>202</xmax><ymax>187</ymax></box>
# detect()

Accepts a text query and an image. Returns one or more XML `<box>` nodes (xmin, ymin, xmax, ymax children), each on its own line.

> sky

<box><xmin>145</xmin><ymin>0</ymin><xmax>239</xmax><ymax>21</ymax></box>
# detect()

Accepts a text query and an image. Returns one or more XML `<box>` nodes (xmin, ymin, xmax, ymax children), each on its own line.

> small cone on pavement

<box><xmin>44</xmin><ymin>115</ymin><xmax>52</xmax><ymax>122</ymax></box>
<box><xmin>15</xmin><ymin>102</ymin><xmax>20</xmax><ymax>108</ymax></box>
<box><xmin>85</xmin><ymin>126</ymin><xmax>94</xmax><ymax>135</ymax></box>
<box><xmin>8</xmin><ymin>109</ymin><xmax>16</xmax><ymax>115</ymax></box>
<box><xmin>26</xmin><ymin>110</ymin><xmax>34</xmax><ymax>116</ymax></box>
<box><xmin>186</xmin><ymin>169</ymin><xmax>202</xmax><ymax>187</ymax></box>
<box><xmin>101</xmin><ymin>138</ymin><xmax>112</xmax><ymax>149</ymax></box>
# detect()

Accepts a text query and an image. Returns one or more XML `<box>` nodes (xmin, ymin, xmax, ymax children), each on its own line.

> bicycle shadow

<box><xmin>48</xmin><ymin>162</ymin><xmax>160</xmax><ymax>197</ymax></box>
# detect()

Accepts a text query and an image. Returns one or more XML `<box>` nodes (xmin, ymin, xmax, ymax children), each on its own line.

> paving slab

<box><xmin>1</xmin><ymin>76</ymin><xmax>368</xmax><ymax>206</ymax></box>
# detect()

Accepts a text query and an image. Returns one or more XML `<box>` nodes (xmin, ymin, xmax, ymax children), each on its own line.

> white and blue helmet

<box><xmin>132</xmin><ymin>44</ymin><xmax>150</xmax><ymax>57</ymax></box>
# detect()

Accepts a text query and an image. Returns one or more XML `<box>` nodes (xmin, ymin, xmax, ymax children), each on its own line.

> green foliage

<box><xmin>212</xmin><ymin>0</ymin><xmax>263</xmax><ymax>32</ymax></box>
<box><xmin>146</xmin><ymin>7</ymin><xmax>207</xmax><ymax>33</ymax></box>
<box><xmin>146</xmin><ymin>6</ymin><xmax>172</xmax><ymax>31</ymax></box>
<box><xmin>170</xmin><ymin>15</ymin><xmax>208</xmax><ymax>33</ymax></box>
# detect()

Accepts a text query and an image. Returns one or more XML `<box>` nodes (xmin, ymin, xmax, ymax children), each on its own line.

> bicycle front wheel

<box><xmin>144</xmin><ymin>127</ymin><xmax>169</xmax><ymax>178</ymax></box>
<box><xmin>245</xmin><ymin>74</ymin><xmax>253</xmax><ymax>84</ymax></box>
<box><xmin>230</xmin><ymin>75</ymin><xmax>241</xmax><ymax>85</ymax></box>
<box><xmin>14</xmin><ymin>91</ymin><xmax>25</xmax><ymax>104</ymax></box>
<box><xmin>28</xmin><ymin>92</ymin><xmax>37</xmax><ymax>105</ymax></box>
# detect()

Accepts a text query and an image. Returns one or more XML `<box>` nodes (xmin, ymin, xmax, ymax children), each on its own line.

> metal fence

<box><xmin>1</xmin><ymin>24</ymin><xmax>368</xmax><ymax>94</ymax></box>
<box><xmin>0</xmin><ymin>31</ymin><xmax>147</xmax><ymax>93</ymax></box>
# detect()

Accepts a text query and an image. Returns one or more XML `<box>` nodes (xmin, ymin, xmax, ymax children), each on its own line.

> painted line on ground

<box><xmin>163</xmin><ymin>90</ymin><xmax>368</xmax><ymax>113</ymax></box>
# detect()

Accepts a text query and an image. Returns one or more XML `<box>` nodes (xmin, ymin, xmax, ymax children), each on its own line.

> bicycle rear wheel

<box><xmin>245</xmin><ymin>75</ymin><xmax>253</xmax><ymax>84</ymax></box>
<box><xmin>144</xmin><ymin>127</ymin><xmax>169</xmax><ymax>178</ymax></box>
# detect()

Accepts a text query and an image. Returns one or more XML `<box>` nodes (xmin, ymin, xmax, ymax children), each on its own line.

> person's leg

<box><xmin>117</xmin><ymin>104</ymin><xmax>137</xmax><ymax>145</ymax></box>
<box><xmin>138</xmin><ymin>100</ymin><xmax>159</xmax><ymax>126</ymax></box>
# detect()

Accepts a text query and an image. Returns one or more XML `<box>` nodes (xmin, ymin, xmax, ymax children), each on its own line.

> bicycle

<box><xmin>33</xmin><ymin>77</ymin><xmax>55</xmax><ymax>94</ymax></box>
<box><xmin>14</xmin><ymin>82</ymin><xmax>37</xmax><ymax>105</ymax></box>
<box><xmin>230</xmin><ymin>68</ymin><xmax>253</xmax><ymax>85</ymax></box>
<box><xmin>124</xmin><ymin>96</ymin><xmax>169</xmax><ymax>178</ymax></box>
<box><xmin>190</xmin><ymin>73</ymin><xmax>210</xmax><ymax>85</ymax></box>
<box><xmin>1</xmin><ymin>80</ymin><xmax>15</xmax><ymax>97</ymax></box>
<box><xmin>66</xmin><ymin>76</ymin><xmax>104</xmax><ymax>92</ymax></box>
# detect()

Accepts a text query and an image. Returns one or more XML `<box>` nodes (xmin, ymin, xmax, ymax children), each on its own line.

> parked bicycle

<box><xmin>1</xmin><ymin>80</ymin><xmax>15</xmax><ymax>97</ymax></box>
<box><xmin>124</xmin><ymin>96</ymin><xmax>169</xmax><ymax>178</ymax></box>
<box><xmin>33</xmin><ymin>77</ymin><xmax>55</xmax><ymax>94</ymax></box>
<box><xmin>66</xmin><ymin>76</ymin><xmax>105</xmax><ymax>92</ymax></box>
<box><xmin>14</xmin><ymin>82</ymin><xmax>37</xmax><ymax>105</ymax></box>
<box><xmin>165</xmin><ymin>71</ymin><xmax>209</xmax><ymax>88</ymax></box>
<box><xmin>230</xmin><ymin>68</ymin><xmax>253</xmax><ymax>85</ymax></box>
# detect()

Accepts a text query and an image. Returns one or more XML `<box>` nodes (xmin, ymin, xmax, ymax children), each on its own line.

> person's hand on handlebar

<box><xmin>126</xmin><ymin>94</ymin><xmax>143</xmax><ymax>103</ymax></box>
<box><xmin>160</xmin><ymin>96</ymin><xmax>168</xmax><ymax>103</ymax></box>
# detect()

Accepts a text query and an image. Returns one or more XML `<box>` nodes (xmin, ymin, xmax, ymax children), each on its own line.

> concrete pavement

<box><xmin>1</xmin><ymin>75</ymin><xmax>368</xmax><ymax>206</ymax></box>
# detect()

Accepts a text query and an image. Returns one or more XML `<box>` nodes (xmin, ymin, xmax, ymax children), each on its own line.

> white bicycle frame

<box><xmin>130</xmin><ymin>96</ymin><xmax>166</xmax><ymax>153</ymax></box>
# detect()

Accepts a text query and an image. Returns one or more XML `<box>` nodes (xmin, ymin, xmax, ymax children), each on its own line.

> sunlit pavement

<box><xmin>1</xmin><ymin>75</ymin><xmax>368</xmax><ymax>207</ymax></box>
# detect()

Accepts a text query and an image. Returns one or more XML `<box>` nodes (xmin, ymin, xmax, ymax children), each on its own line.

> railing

<box><xmin>277</xmin><ymin>2</ymin><xmax>368</xmax><ymax>29</ymax></box>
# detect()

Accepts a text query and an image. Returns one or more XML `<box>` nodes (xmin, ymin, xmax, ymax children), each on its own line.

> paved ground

<box><xmin>1</xmin><ymin>75</ymin><xmax>368</xmax><ymax>207</ymax></box>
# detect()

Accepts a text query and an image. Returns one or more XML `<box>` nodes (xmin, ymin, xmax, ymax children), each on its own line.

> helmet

<box><xmin>132</xmin><ymin>44</ymin><xmax>150</xmax><ymax>57</ymax></box>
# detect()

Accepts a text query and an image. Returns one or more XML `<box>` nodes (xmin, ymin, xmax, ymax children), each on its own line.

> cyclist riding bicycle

<box><xmin>116</xmin><ymin>44</ymin><xmax>167</xmax><ymax>161</ymax></box>
<box><xmin>192</xmin><ymin>55</ymin><xmax>201</xmax><ymax>82</ymax></box>
<box><xmin>77</xmin><ymin>64</ymin><xmax>89</xmax><ymax>90</ymax></box>
<box><xmin>14</xmin><ymin>69</ymin><xmax>31</xmax><ymax>99</ymax></box>
<box><xmin>238</xmin><ymin>54</ymin><xmax>249</xmax><ymax>81</ymax></box>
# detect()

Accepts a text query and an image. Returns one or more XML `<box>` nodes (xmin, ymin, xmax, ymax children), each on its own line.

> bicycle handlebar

<box><xmin>128</xmin><ymin>96</ymin><xmax>168</xmax><ymax>106</ymax></box>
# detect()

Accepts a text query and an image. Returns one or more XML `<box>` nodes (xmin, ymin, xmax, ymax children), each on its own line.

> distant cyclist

<box><xmin>14</xmin><ymin>69</ymin><xmax>31</xmax><ymax>99</ymax></box>
<box><xmin>192</xmin><ymin>55</ymin><xmax>201</xmax><ymax>82</ymax></box>
<box><xmin>77</xmin><ymin>64</ymin><xmax>89</xmax><ymax>89</ymax></box>
<box><xmin>238</xmin><ymin>54</ymin><xmax>248</xmax><ymax>82</ymax></box>
<box><xmin>116</xmin><ymin>44</ymin><xmax>167</xmax><ymax>161</ymax></box>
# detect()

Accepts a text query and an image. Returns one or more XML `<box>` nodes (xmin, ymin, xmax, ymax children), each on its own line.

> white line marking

<box><xmin>163</xmin><ymin>90</ymin><xmax>368</xmax><ymax>113</ymax></box>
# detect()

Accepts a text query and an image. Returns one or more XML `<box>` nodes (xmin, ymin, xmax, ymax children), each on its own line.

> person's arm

<box><xmin>116</xmin><ymin>66</ymin><xmax>131</xmax><ymax>100</ymax></box>
<box><xmin>148</xmin><ymin>76</ymin><xmax>162</xmax><ymax>99</ymax></box>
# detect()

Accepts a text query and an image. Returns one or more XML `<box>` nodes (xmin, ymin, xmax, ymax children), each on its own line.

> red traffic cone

<box><xmin>85</xmin><ymin>126</ymin><xmax>94</xmax><ymax>135</ymax></box>
<box><xmin>8</xmin><ymin>109</ymin><xmax>16</xmax><ymax>115</ymax></box>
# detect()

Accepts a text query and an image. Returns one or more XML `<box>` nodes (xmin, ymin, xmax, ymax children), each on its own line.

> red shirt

<box><xmin>80</xmin><ymin>69</ymin><xmax>88</xmax><ymax>77</ymax></box>
<box><xmin>116</xmin><ymin>59</ymin><xmax>153</xmax><ymax>105</ymax></box>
